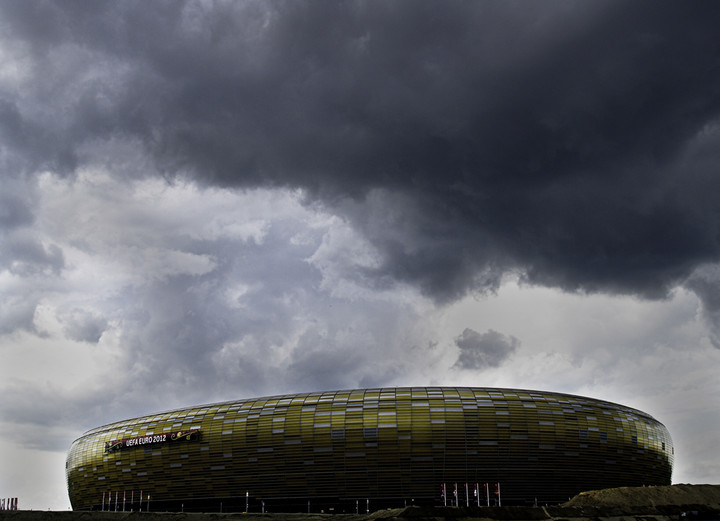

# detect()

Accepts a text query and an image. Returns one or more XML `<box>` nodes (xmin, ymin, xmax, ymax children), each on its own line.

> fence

<box><xmin>0</xmin><ymin>498</ymin><xmax>18</xmax><ymax>510</ymax></box>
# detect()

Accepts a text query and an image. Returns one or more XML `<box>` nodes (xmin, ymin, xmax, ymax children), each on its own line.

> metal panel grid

<box><xmin>66</xmin><ymin>387</ymin><xmax>673</xmax><ymax>510</ymax></box>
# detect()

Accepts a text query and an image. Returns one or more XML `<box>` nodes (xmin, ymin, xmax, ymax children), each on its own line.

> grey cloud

<box><xmin>98</xmin><ymin>214</ymin><xmax>427</xmax><ymax>413</ymax></box>
<box><xmin>286</xmin><ymin>331</ymin><xmax>367</xmax><ymax>392</ymax></box>
<box><xmin>0</xmin><ymin>295</ymin><xmax>37</xmax><ymax>336</ymax></box>
<box><xmin>0</xmin><ymin>195</ymin><xmax>35</xmax><ymax>229</ymax></box>
<box><xmin>285</xmin><ymin>325</ymin><xmax>403</xmax><ymax>393</ymax></box>
<box><xmin>0</xmin><ymin>237</ymin><xmax>64</xmax><ymax>276</ymax></box>
<box><xmin>2</xmin><ymin>2</ymin><xmax>720</xmax><ymax>304</ymax></box>
<box><xmin>685</xmin><ymin>264</ymin><xmax>720</xmax><ymax>349</ymax></box>
<box><xmin>0</xmin><ymin>178</ymin><xmax>64</xmax><ymax>278</ymax></box>
<box><xmin>453</xmin><ymin>328</ymin><xmax>519</xmax><ymax>370</ymax></box>
<box><xmin>61</xmin><ymin>309</ymin><xmax>108</xmax><ymax>344</ymax></box>
<box><xmin>107</xmin><ymin>220</ymin><xmax>337</xmax><ymax>404</ymax></box>
<box><xmin>0</xmin><ymin>240</ymin><xmax>63</xmax><ymax>337</ymax></box>
<box><xmin>0</xmin><ymin>379</ymin><xmax>121</xmax><ymax>451</ymax></box>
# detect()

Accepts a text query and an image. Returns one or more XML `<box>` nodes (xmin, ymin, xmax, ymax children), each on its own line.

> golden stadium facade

<box><xmin>66</xmin><ymin>387</ymin><xmax>673</xmax><ymax>511</ymax></box>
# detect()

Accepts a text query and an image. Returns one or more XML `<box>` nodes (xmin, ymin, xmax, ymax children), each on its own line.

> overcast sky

<box><xmin>1</xmin><ymin>1</ymin><xmax>719</xmax><ymax>509</ymax></box>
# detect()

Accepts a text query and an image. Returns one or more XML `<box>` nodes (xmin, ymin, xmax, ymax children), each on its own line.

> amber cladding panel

<box><xmin>66</xmin><ymin>387</ymin><xmax>673</xmax><ymax>511</ymax></box>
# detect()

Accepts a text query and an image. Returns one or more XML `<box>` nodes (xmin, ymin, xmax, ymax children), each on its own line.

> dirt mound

<box><xmin>563</xmin><ymin>484</ymin><xmax>720</xmax><ymax>509</ymax></box>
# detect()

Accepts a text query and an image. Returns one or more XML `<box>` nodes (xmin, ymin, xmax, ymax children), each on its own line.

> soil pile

<box><xmin>563</xmin><ymin>484</ymin><xmax>720</xmax><ymax>509</ymax></box>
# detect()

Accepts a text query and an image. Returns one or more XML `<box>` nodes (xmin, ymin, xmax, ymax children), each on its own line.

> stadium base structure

<box><xmin>67</xmin><ymin>387</ymin><xmax>673</xmax><ymax>511</ymax></box>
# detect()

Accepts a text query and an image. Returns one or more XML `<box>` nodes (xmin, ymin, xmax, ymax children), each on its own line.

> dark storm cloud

<box><xmin>3</xmin><ymin>1</ymin><xmax>720</xmax><ymax>302</ymax></box>
<box><xmin>453</xmin><ymin>328</ymin><xmax>519</xmax><ymax>370</ymax></box>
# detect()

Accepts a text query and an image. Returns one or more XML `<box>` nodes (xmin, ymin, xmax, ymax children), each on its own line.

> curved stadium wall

<box><xmin>66</xmin><ymin>387</ymin><xmax>673</xmax><ymax>511</ymax></box>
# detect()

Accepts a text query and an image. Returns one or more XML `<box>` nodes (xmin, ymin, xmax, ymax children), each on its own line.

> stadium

<box><xmin>66</xmin><ymin>387</ymin><xmax>673</xmax><ymax>512</ymax></box>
